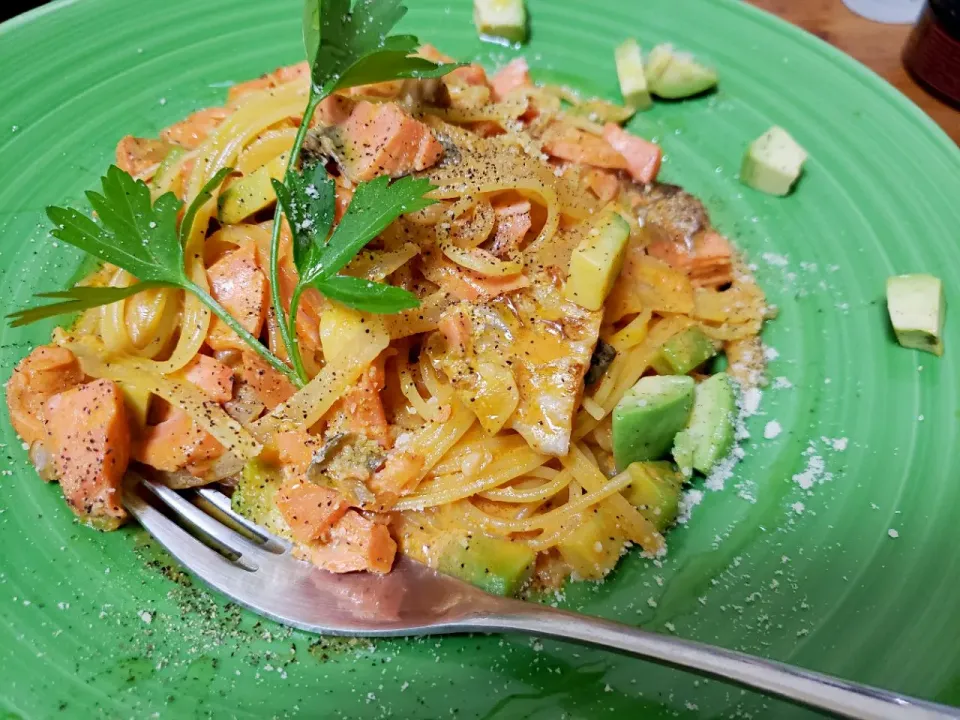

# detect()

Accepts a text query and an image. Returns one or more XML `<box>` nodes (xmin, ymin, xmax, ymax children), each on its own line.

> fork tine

<box><xmin>141</xmin><ymin>479</ymin><xmax>272</xmax><ymax>566</ymax></box>
<box><xmin>194</xmin><ymin>487</ymin><xmax>290</xmax><ymax>553</ymax></box>
<box><xmin>124</xmin><ymin>483</ymin><xmax>255</xmax><ymax>584</ymax></box>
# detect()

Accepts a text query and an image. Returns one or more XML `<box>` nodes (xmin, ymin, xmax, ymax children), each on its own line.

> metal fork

<box><xmin>125</xmin><ymin>474</ymin><xmax>958</xmax><ymax>720</ymax></box>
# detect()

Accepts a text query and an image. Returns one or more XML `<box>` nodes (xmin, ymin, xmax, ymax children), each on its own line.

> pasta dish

<box><xmin>5</xmin><ymin>15</ymin><xmax>766</xmax><ymax>595</ymax></box>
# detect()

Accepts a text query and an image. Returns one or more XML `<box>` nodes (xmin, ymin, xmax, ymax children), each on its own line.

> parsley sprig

<box><xmin>303</xmin><ymin>0</ymin><xmax>460</xmax><ymax>93</ymax></box>
<box><xmin>8</xmin><ymin>166</ymin><xmax>300</xmax><ymax>384</ymax></box>
<box><xmin>269</xmin><ymin>0</ymin><xmax>462</xmax><ymax>383</ymax></box>
<box><xmin>273</xmin><ymin>168</ymin><xmax>429</xmax><ymax>379</ymax></box>
<box><xmin>9</xmin><ymin>0</ymin><xmax>461</xmax><ymax>389</ymax></box>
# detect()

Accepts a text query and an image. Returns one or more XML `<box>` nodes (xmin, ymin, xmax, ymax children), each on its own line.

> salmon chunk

<box><xmin>240</xmin><ymin>351</ymin><xmax>296</xmax><ymax>410</ymax></box>
<box><xmin>491</xmin><ymin>58</ymin><xmax>531</xmax><ymax>101</ymax></box>
<box><xmin>687</xmin><ymin>231</ymin><xmax>734</xmax><ymax>287</ymax></box>
<box><xmin>271</xmin><ymin>62</ymin><xmax>310</xmax><ymax>86</ymax></box>
<box><xmin>308</xmin><ymin>510</ymin><xmax>397</xmax><ymax>574</ymax></box>
<box><xmin>602</xmin><ymin>123</ymin><xmax>662</xmax><ymax>184</ymax></box>
<box><xmin>227</xmin><ymin>76</ymin><xmax>273</xmax><ymax>105</ymax></box>
<box><xmin>337</xmin><ymin>101</ymin><xmax>444</xmax><ymax>182</ymax></box>
<box><xmin>417</xmin><ymin>44</ymin><xmax>488</xmax><ymax>87</ymax></box>
<box><xmin>115</xmin><ymin>136</ymin><xmax>174</xmax><ymax>178</ymax></box>
<box><xmin>181</xmin><ymin>354</ymin><xmax>234</xmax><ymax>403</ymax></box>
<box><xmin>583</xmin><ymin>168</ymin><xmax>621</xmax><ymax>203</ymax></box>
<box><xmin>449</xmin><ymin>64</ymin><xmax>489</xmax><ymax>87</ymax></box>
<box><xmin>341</xmin><ymin>355</ymin><xmax>390</xmax><ymax>447</ymax></box>
<box><xmin>276</xmin><ymin>481</ymin><xmax>350</xmax><ymax>543</ymax></box>
<box><xmin>647</xmin><ymin>230</ymin><xmax>734</xmax><ymax>288</ymax></box>
<box><xmin>489</xmin><ymin>199</ymin><xmax>532</xmax><ymax>257</ymax></box>
<box><xmin>276</xmin><ymin>430</ymin><xmax>320</xmax><ymax>479</ymax></box>
<box><xmin>370</xmin><ymin>451</ymin><xmax>425</xmax><ymax>496</ymax></box>
<box><xmin>161</xmin><ymin>107</ymin><xmax>230</xmax><ymax>150</ymax></box>
<box><xmin>228</xmin><ymin>61</ymin><xmax>310</xmax><ymax>105</ymax></box>
<box><xmin>134</xmin><ymin>407</ymin><xmax>223</xmax><ymax>474</ymax></box>
<box><xmin>206</xmin><ymin>244</ymin><xmax>268</xmax><ymax>352</ymax></box>
<box><xmin>541</xmin><ymin>123</ymin><xmax>628</xmax><ymax>170</ymax></box>
<box><xmin>314</xmin><ymin>94</ymin><xmax>354</xmax><ymax>127</ymax></box>
<box><xmin>44</xmin><ymin>379</ymin><xmax>130</xmax><ymax>528</ymax></box>
<box><xmin>417</xmin><ymin>44</ymin><xmax>456</xmax><ymax>64</ymax></box>
<box><xmin>6</xmin><ymin>345</ymin><xmax>84</xmax><ymax>445</ymax></box>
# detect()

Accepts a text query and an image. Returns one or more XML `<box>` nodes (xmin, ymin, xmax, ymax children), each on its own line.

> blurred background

<box><xmin>2</xmin><ymin>0</ymin><xmax>956</xmax><ymax>142</ymax></box>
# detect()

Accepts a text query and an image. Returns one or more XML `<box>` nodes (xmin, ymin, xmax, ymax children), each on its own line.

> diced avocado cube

<box><xmin>152</xmin><ymin>145</ymin><xmax>186</xmax><ymax>190</ymax></box>
<box><xmin>623</xmin><ymin>461</ymin><xmax>684</xmax><ymax>531</ymax></box>
<box><xmin>438</xmin><ymin>534</ymin><xmax>535</xmax><ymax>596</ymax></box>
<box><xmin>557</xmin><ymin>504</ymin><xmax>626</xmax><ymax>580</ymax></box>
<box><xmin>232</xmin><ymin>458</ymin><xmax>290</xmax><ymax>538</ymax></box>
<box><xmin>320</xmin><ymin>302</ymin><xmax>366</xmax><ymax>360</ymax></box>
<box><xmin>564</xmin><ymin>209</ymin><xmax>631</xmax><ymax>311</ymax></box>
<box><xmin>671</xmin><ymin>429</ymin><xmax>696</xmax><ymax>479</ymax></box>
<box><xmin>672</xmin><ymin>372</ymin><xmax>737</xmax><ymax>477</ymax></box>
<box><xmin>652</xmin><ymin>326</ymin><xmax>718</xmax><ymax>375</ymax></box>
<box><xmin>615</xmin><ymin>39</ymin><xmax>652</xmax><ymax>111</ymax></box>
<box><xmin>473</xmin><ymin>0</ymin><xmax>527</xmax><ymax>45</ymax></box>
<box><xmin>740</xmin><ymin>126</ymin><xmax>807</xmax><ymax>196</ymax></box>
<box><xmin>118</xmin><ymin>381</ymin><xmax>151</xmax><ymax>429</ymax></box>
<box><xmin>886</xmin><ymin>274</ymin><xmax>944</xmax><ymax>356</ymax></box>
<box><xmin>645</xmin><ymin>43</ymin><xmax>718</xmax><ymax>99</ymax></box>
<box><xmin>218</xmin><ymin>152</ymin><xmax>289</xmax><ymax>224</ymax></box>
<box><xmin>645</xmin><ymin>44</ymin><xmax>673</xmax><ymax>85</ymax></box>
<box><xmin>612</xmin><ymin>374</ymin><xmax>695</xmax><ymax>471</ymax></box>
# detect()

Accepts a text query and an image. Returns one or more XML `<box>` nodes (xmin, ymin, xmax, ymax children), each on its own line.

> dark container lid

<box><xmin>929</xmin><ymin>0</ymin><xmax>960</xmax><ymax>37</ymax></box>
<box><xmin>903</xmin><ymin>1</ymin><xmax>960</xmax><ymax>108</ymax></box>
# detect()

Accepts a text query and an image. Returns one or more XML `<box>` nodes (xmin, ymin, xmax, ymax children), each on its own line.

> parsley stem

<box><xmin>269</xmin><ymin>92</ymin><xmax>323</xmax><ymax>386</ymax></box>
<box><xmin>183</xmin><ymin>280</ymin><xmax>301</xmax><ymax>386</ymax></box>
<box><xmin>287</xmin><ymin>285</ymin><xmax>309</xmax><ymax>382</ymax></box>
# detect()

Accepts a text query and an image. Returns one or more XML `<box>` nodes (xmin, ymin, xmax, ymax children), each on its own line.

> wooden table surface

<box><xmin>750</xmin><ymin>0</ymin><xmax>960</xmax><ymax>144</ymax></box>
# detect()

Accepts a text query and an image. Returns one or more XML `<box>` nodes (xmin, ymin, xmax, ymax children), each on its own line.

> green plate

<box><xmin>1</xmin><ymin>0</ymin><xmax>959</xmax><ymax>717</ymax></box>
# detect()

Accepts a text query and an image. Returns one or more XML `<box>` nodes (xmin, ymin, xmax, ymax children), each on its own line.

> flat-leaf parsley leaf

<box><xmin>268</xmin><ymin>0</ymin><xmax>462</xmax><ymax>382</ymax></box>
<box><xmin>272</xmin><ymin>169</ymin><xmax>430</xmax><ymax>379</ymax></box>
<box><xmin>9</xmin><ymin>166</ymin><xmax>299</xmax><ymax>384</ymax></box>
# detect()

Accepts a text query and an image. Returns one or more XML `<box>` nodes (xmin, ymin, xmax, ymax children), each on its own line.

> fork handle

<box><xmin>468</xmin><ymin>603</ymin><xmax>958</xmax><ymax>720</ymax></box>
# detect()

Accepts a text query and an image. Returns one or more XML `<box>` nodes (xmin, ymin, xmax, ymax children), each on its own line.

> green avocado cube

<box><xmin>564</xmin><ymin>209</ymin><xmax>631</xmax><ymax>311</ymax></box>
<box><xmin>672</xmin><ymin>372</ymin><xmax>737</xmax><ymax>477</ymax></box>
<box><xmin>232</xmin><ymin>459</ymin><xmax>290</xmax><ymax>538</ymax></box>
<box><xmin>740</xmin><ymin>126</ymin><xmax>808</xmax><ymax>196</ymax></box>
<box><xmin>645</xmin><ymin>44</ymin><xmax>673</xmax><ymax>87</ymax></box>
<box><xmin>473</xmin><ymin>0</ymin><xmax>527</xmax><ymax>44</ymax></box>
<box><xmin>652</xmin><ymin>326</ymin><xmax>718</xmax><ymax>375</ymax></box>
<box><xmin>615</xmin><ymin>39</ymin><xmax>652</xmax><ymax>111</ymax></box>
<box><xmin>218</xmin><ymin>152</ymin><xmax>289</xmax><ymax>224</ymax></box>
<box><xmin>886</xmin><ymin>274</ymin><xmax>944</xmax><ymax>356</ymax></box>
<box><xmin>152</xmin><ymin>145</ymin><xmax>186</xmax><ymax>190</ymax></box>
<box><xmin>623</xmin><ymin>461</ymin><xmax>684</xmax><ymax>531</ymax></box>
<box><xmin>612</xmin><ymin>375</ymin><xmax>695</xmax><ymax>471</ymax></box>
<box><xmin>645</xmin><ymin>43</ymin><xmax>718</xmax><ymax>99</ymax></box>
<box><xmin>557</xmin><ymin>504</ymin><xmax>627</xmax><ymax>580</ymax></box>
<box><xmin>438</xmin><ymin>534</ymin><xmax>535</xmax><ymax>596</ymax></box>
